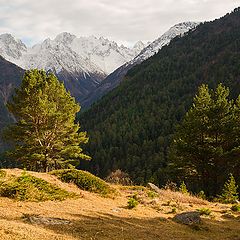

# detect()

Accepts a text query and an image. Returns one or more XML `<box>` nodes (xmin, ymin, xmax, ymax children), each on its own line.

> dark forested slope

<box><xmin>0</xmin><ymin>57</ymin><xmax>24</xmax><ymax>153</ymax></box>
<box><xmin>0</xmin><ymin>57</ymin><xmax>24</xmax><ymax>128</ymax></box>
<box><xmin>80</xmin><ymin>8</ymin><xmax>240</xmax><ymax>185</ymax></box>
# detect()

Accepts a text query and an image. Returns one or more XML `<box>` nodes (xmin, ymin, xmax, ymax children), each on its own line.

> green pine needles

<box><xmin>170</xmin><ymin>83</ymin><xmax>240</xmax><ymax>196</ymax></box>
<box><xmin>220</xmin><ymin>174</ymin><xmax>239</xmax><ymax>203</ymax></box>
<box><xmin>4</xmin><ymin>69</ymin><xmax>91</xmax><ymax>172</ymax></box>
<box><xmin>179</xmin><ymin>181</ymin><xmax>188</xmax><ymax>194</ymax></box>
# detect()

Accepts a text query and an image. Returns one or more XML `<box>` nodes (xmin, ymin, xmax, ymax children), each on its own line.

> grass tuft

<box><xmin>147</xmin><ymin>190</ymin><xmax>158</xmax><ymax>199</ymax></box>
<box><xmin>50</xmin><ymin>169</ymin><xmax>115</xmax><ymax>197</ymax></box>
<box><xmin>0</xmin><ymin>169</ymin><xmax>6</xmax><ymax>179</ymax></box>
<box><xmin>197</xmin><ymin>208</ymin><xmax>212</xmax><ymax>216</ymax></box>
<box><xmin>127</xmin><ymin>197</ymin><xmax>139</xmax><ymax>209</ymax></box>
<box><xmin>231</xmin><ymin>204</ymin><xmax>240</xmax><ymax>212</ymax></box>
<box><xmin>0</xmin><ymin>171</ymin><xmax>75</xmax><ymax>201</ymax></box>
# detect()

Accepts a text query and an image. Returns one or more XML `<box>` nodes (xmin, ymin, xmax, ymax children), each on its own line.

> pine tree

<box><xmin>169</xmin><ymin>84</ymin><xmax>233</xmax><ymax>196</ymax></box>
<box><xmin>220</xmin><ymin>174</ymin><xmax>239</xmax><ymax>203</ymax></box>
<box><xmin>169</xmin><ymin>84</ymin><xmax>212</xmax><ymax>192</ymax></box>
<box><xmin>179</xmin><ymin>181</ymin><xmax>188</xmax><ymax>194</ymax></box>
<box><xmin>5</xmin><ymin>69</ymin><xmax>90</xmax><ymax>172</ymax></box>
<box><xmin>230</xmin><ymin>96</ymin><xmax>240</xmax><ymax>179</ymax></box>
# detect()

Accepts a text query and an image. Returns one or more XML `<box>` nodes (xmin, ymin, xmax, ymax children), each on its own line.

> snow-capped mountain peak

<box><xmin>69</xmin><ymin>35</ymin><xmax>145</xmax><ymax>74</ymax></box>
<box><xmin>54</xmin><ymin>32</ymin><xmax>76</xmax><ymax>44</ymax></box>
<box><xmin>133</xmin><ymin>22</ymin><xmax>200</xmax><ymax>63</ymax></box>
<box><xmin>0</xmin><ymin>33</ymin><xmax>27</xmax><ymax>61</ymax></box>
<box><xmin>0</xmin><ymin>32</ymin><xmax>145</xmax><ymax>76</ymax></box>
<box><xmin>133</xmin><ymin>41</ymin><xmax>146</xmax><ymax>52</ymax></box>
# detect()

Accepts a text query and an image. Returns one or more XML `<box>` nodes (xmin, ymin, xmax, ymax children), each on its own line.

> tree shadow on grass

<box><xmin>24</xmin><ymin>212</ymin><xmax>240</xmax><ymax>240</ymax></box>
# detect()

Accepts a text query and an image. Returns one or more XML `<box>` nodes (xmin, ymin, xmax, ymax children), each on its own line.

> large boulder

<box><xmin>173</xmin><ymin>211</ymin><xmax>201</xmax><ymax>225</ymax></box>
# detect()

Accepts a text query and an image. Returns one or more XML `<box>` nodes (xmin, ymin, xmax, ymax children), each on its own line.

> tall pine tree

<box><xmin>5</xmin><ymin>69</ymin><xmax>90</xmax><ymax>172</ymax></box>
<box><xmin>230</xmin><ymin>96</ymin><xmax>240</xmax><ymax>179</ymax></box>
<box><xmin>169</xmin><ymin>84</ymin><xmax>234</xmax><ymax>196</ymax></box>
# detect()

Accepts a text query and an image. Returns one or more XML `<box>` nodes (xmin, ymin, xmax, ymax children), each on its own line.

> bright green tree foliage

<box><xmin>179</xmin><ymin>181</ymin><xmax>188</xmax><ymax>194</ymax></box>
<box><xmin>5</xmin><ymin>69</ymin><xmax>90</xmax><ymax>171</ymax></box>
<box><xmin>220</xmin><ymin>174</ymin><xmax>239</xmax><ymax>203</ymax></box>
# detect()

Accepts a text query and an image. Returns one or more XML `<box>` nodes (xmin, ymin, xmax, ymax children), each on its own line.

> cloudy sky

<box><xmin>0</xmin><ymin>0</ymin><xmax>239</xmax><ymax>47</ymax></box>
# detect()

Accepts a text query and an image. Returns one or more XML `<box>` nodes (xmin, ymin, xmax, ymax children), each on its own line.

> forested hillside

<box><xmin>79</xmin><ymin>8</ymin><xmax>240</xmax><ymax>187</ymax></box>
<box><xmin>0</xmin><ymin>57</ymin><xmax>24</xmax><ymax>153</ymax></box>
<box><xmin>0</xmin><ymin>57</ymin><xmax>24</xmax><ymax>127</ymax></box>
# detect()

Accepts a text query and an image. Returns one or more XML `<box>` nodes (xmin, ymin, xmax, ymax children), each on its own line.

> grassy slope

<box><xmin>0</xmin><ymin>169</ymin><xmax>239</xmax><ymax>240</ymax></box>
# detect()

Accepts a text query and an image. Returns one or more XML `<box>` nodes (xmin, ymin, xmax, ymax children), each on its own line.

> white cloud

<box><xmin>0</xmin><ymin>0</ymin><xmax>239</xmax><ymax>46</ymax></box>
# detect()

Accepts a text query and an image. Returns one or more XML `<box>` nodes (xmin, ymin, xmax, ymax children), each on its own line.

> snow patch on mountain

<box><xmin>0</xmin><ymin>34</ymin><xmax>27</xmax><ymax>62</ymax></box>
<box><xmin>18</xmin><ymin>35</ymin><xmax>104</xmax><ymax>77</ymax></box>
<box><xmin>132</xmin><ymin>22</ymin><xmax>200</xmax><ymax>64</ymax></box>
<box><xmin>70</xmin><ymin>35</ymin><xmax>146</xmax><ymax>74</ymax></box>
<box><xmin>0</xmin><ymin>32</ymin><xmax>146</xmax><ymax>76</ymax></box>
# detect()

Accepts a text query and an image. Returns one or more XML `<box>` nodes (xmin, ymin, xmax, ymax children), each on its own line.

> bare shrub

<box><xmin>164</xmin><ymin>181</ymin><xmax>178</xmax><ymax>191</ymax></box>
<box><xmin>106</xmin><ymin>169</ymin><xmax>132</xmax><ymax>185</ymax></box>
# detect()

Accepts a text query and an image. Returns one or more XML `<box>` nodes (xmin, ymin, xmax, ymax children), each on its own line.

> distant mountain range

<box><xmin>0</xmin><ymin>22</ymin><xmax>198</xmax><ymax>104</ymax></box>
<box><xmin>0</xmin><ymin>33</ymin><xmax>147</xmax><ymax>102</ymax></box>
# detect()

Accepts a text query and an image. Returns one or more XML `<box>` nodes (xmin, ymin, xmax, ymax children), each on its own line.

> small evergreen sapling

<box><xmin>220</xmin><ymin>174</ymin><xmax>239</xmax><ymax>203</ymax></box>
<box><xmin>197</xmin><ymin>190</ymin><xmax>206</xmax><ymax>200</ymax></box>
<box><xmin>179</xmin><ymin>181</ymin><xmax>188</xmax><ymax>194</ymax></box>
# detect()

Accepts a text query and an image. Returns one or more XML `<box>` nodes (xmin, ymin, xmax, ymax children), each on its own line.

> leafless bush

<box><xmin>164</xmin><ymin>180</ymin><xmax>178</xmax><ymax>191</ymax></box>
<box><xmin>106</xmin><ymin>169</ymin><xmax>132</xmax><ymax>185</ymax></box>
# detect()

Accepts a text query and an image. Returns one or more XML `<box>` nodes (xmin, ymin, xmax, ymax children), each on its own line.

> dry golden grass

<box><xmin>0</xmin><ymin>169</ymin><xmax>239</xmax><ymax>240</ymax></box>
<box><xmin>157</xmin><ymin>188</ymin><xmax>208</xmax><ymax>205</ymax></box>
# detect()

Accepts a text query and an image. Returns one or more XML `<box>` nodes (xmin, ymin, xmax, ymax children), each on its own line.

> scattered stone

<box><xmin>147</xmin><ymin>183</ymin><xmax>160</xmax><ymax>192</ymax></box>
<box><xmin>220</xmin><ymin>205</ymin><xmax>229</xmax><ymax>209</ymax></box>
<box><xmin>22</xmin><ymin>214</ymin><xmax>71</xmax><ymax>225</ymax></box>
<box><xmin>173</xmin><ymin>211</ymin><xmax>201</xmax><ymax>225</ymax></box>
<box><xmin>220</xmin><ymin>210</ymin><xmax>228</xmax><ymax>214</ymax></box>
<box><xmin>150</xmin><ymin>199</ymin><xmax>159</xmax><ymax>205</ymax></box>
<box><xmin>111</xmin><ymin>208</ymin><xmax>121</xmax><ymax>213</ymax></box>
<box><xmin>221</xmin><ymin>213</ymin><xmax>235</xmax><ymax>219</ymax></box>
